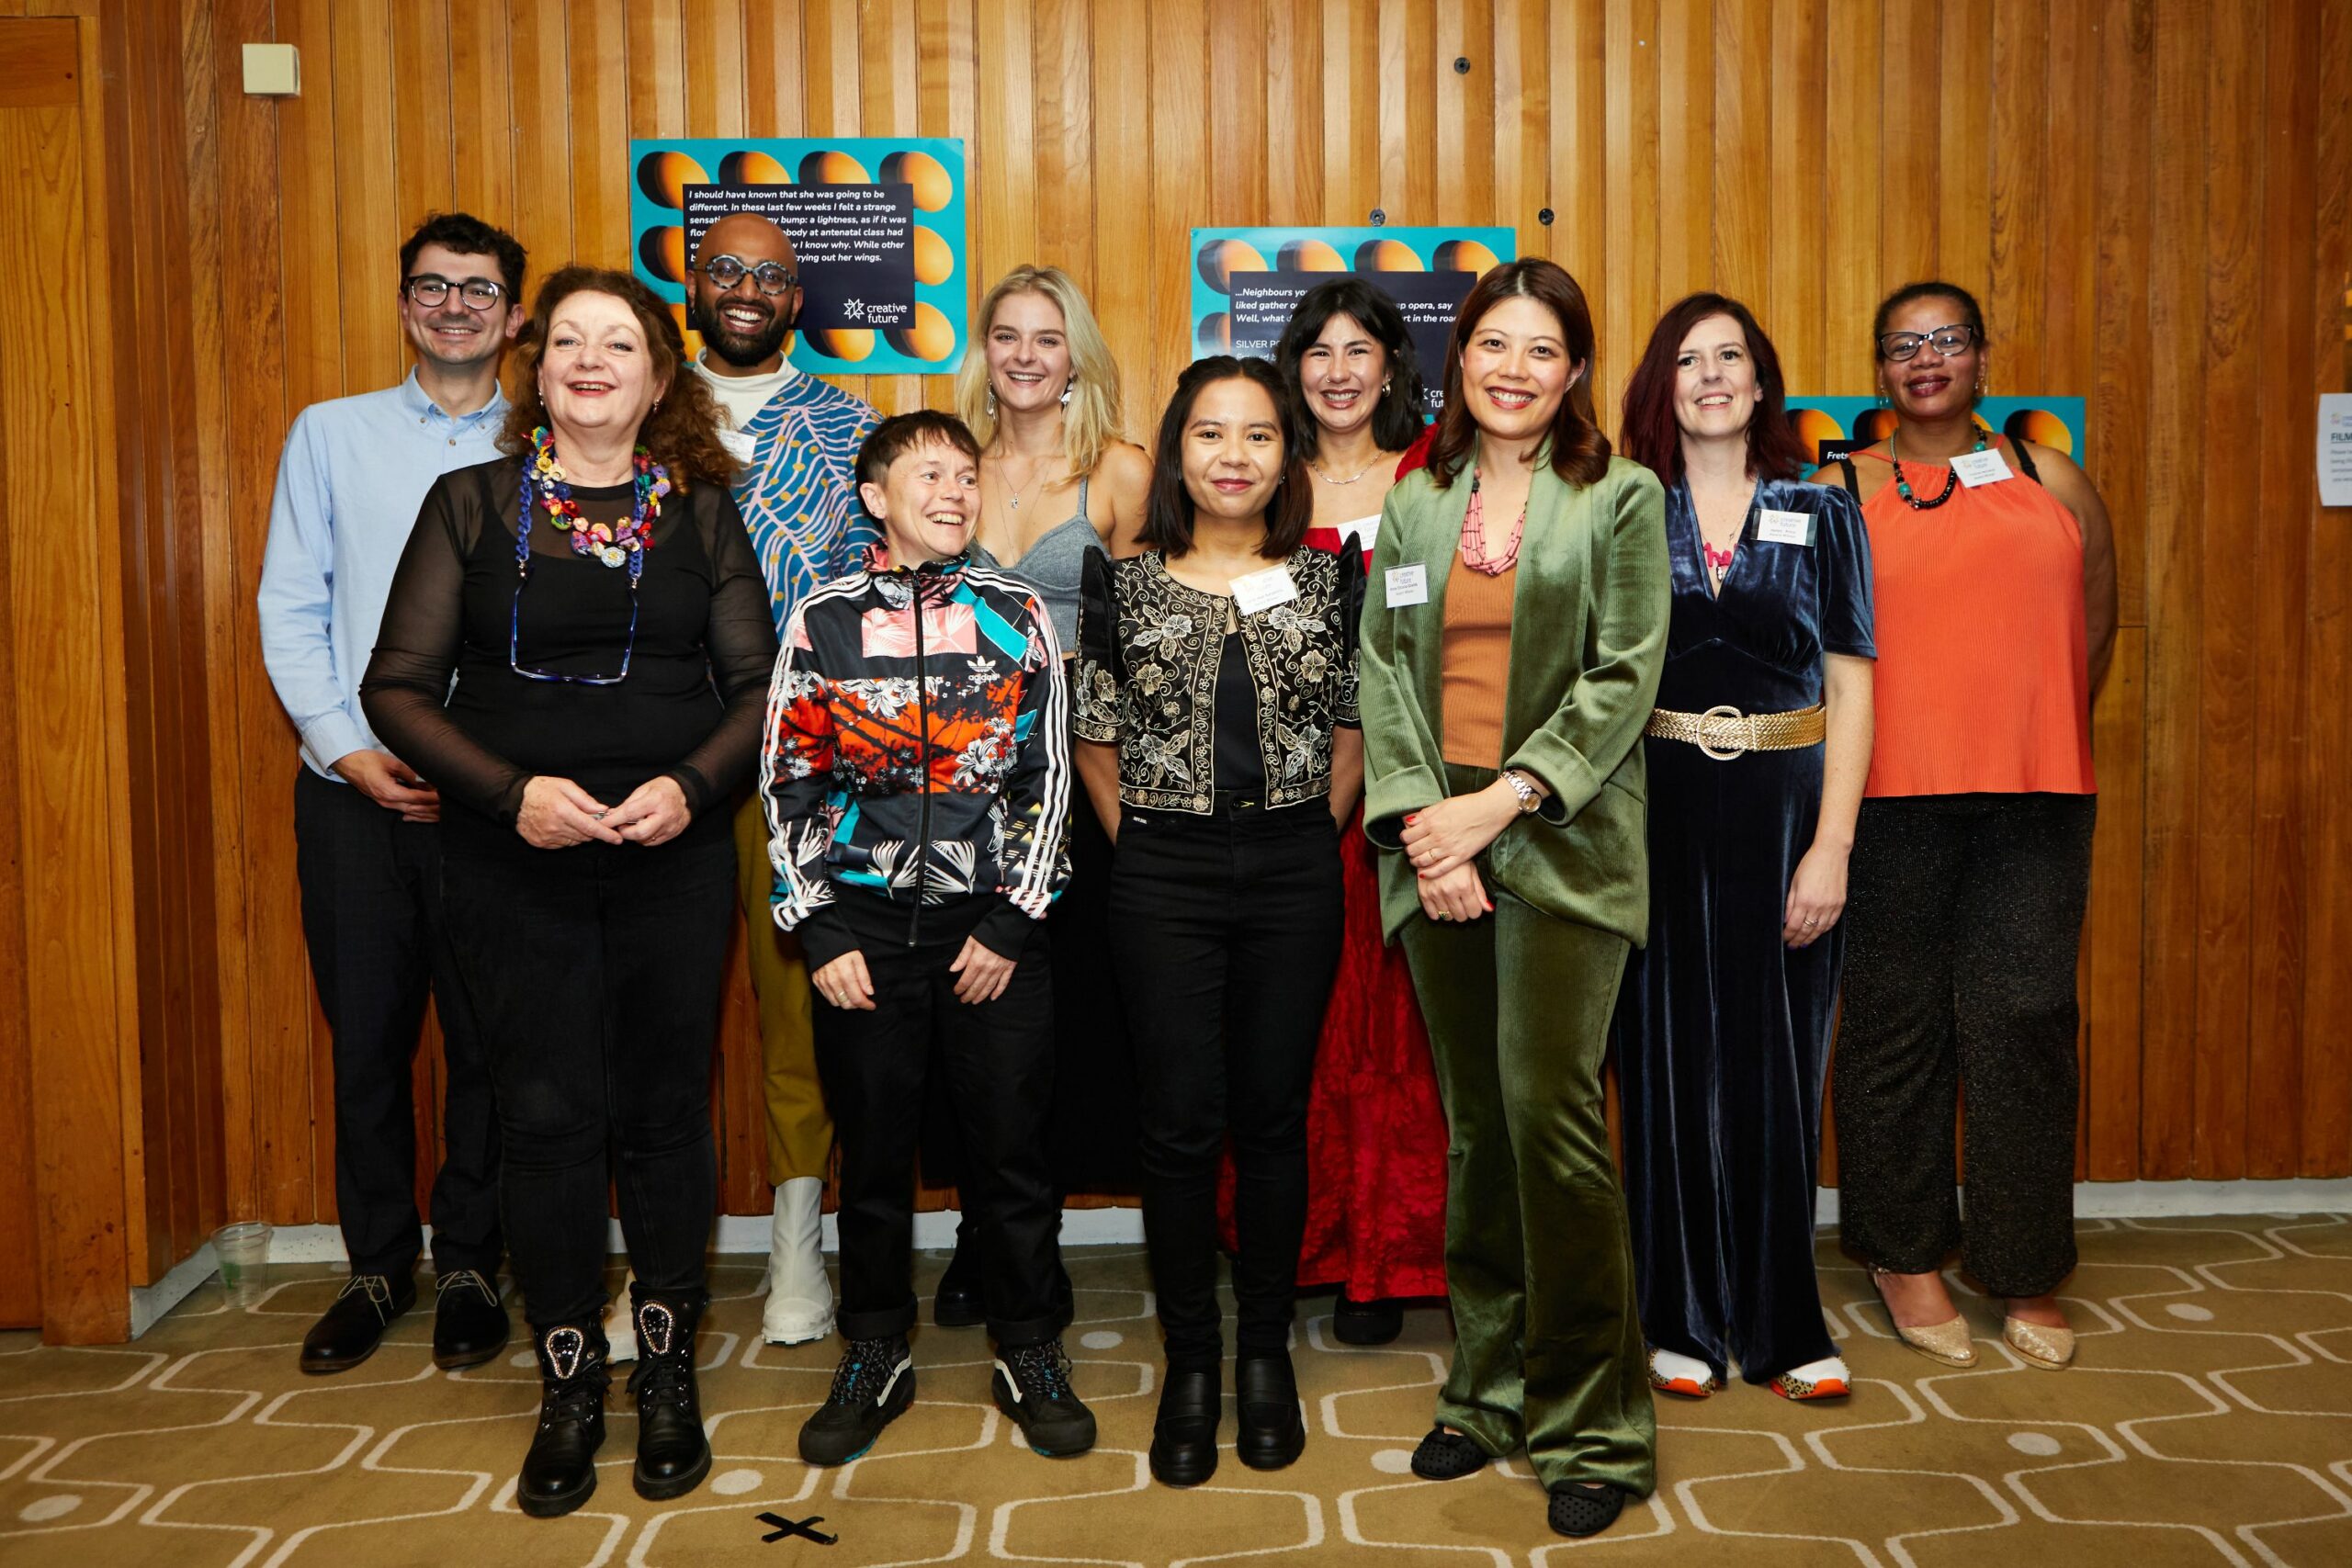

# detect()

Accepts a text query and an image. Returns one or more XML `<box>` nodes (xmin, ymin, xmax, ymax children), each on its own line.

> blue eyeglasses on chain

<box><xmin>509</xmin><ymin>462</ymin><xmax>651</xmax><ymax>684</ymax></box>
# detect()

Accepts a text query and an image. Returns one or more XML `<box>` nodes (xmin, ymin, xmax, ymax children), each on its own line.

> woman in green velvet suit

<box><xmin>1357</xmin><ymin>259</ymin><xmax>1669</xmax><ymax>1540</ymax></box>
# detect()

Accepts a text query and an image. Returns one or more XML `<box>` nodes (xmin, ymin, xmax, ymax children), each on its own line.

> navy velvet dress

<box><xmin>1611</xmin><ymin>475</ymin><xmax>1875</xmax><ymax>1382</ymax></box>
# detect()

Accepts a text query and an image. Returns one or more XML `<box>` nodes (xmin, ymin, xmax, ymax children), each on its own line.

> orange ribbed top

<box><xmin>1854</xmin><ymin>441</ymin><xmax>2094</xmax><ymax>797</ymax></box>
<box><xmin>1441</xmin><ymin>548</ymin><xmax>1517</xmax><ymax>768</ymax></box>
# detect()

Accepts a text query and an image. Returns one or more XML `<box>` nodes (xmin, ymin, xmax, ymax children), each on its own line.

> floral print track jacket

<box><xmin>761</xmin><ymin>551</ymin><xmax>1071</xmax><ymax>969</ymax></box>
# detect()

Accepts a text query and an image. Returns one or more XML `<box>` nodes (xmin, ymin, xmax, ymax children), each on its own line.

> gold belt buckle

<box><xmin>1695</xmin><ymin>704</ymin><xmax>1750</xmax><ymax>761</ymax></box>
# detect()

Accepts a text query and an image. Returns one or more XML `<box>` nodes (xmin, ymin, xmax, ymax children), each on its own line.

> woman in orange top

<box><xmin>1828</xmin><ymin>280</ymin><xmax>2118</xmax><ymax>1373</ymax></box>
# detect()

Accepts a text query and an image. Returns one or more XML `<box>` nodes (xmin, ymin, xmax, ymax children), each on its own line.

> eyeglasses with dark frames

<box><xmin>1877</xmin><ymin>323</ymin><xmax>1980</xmax><ymax>362</ymax></box>
<box><xmin>509</xmin><ymin>564</ymin><xmax>640</xmax><ymax>685</ymax></box>
<box><xmin>403</xmin><ymin>275</ymin><xmax>507</xmax><ymax>310</ymax></box>
<box><xmin>699</xmin><ymin>254</ymin><xmax>797</xmax><ymax>295</ymax></box>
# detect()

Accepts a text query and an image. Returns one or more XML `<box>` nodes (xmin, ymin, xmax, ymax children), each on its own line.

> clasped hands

<box><xmin>516</xmin><ymin>774</ymin><xmax>692</xmax><ymax>849</ymax></box>
<box><xmin>811</xmin><ymin>936</ymin><xmax>1015</xmax><ymax>1012</ymax></box>
<box><xmin>1400</xmin><ymin>782</ymin><xmax>1522</xmax><ymax>925</ymax></box>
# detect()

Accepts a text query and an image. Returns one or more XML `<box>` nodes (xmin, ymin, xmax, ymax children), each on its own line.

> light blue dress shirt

<box><xmin>257</xmin><ymin>370</ymin><xmax>511</xmax><ymax>780</ymax></box>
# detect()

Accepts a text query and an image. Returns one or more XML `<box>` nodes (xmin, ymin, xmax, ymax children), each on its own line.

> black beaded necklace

<box><xmin>1889</xmin><ymin>428</ymin><xmax>1988</xmax><ymax>511</ymax></box>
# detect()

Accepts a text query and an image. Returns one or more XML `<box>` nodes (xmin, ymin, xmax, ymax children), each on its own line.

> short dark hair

<box><xmin>1424</xmin><ymin>259</ymin><xmax>1611</xmax><ymax>490</ymax></box>
<box><xmin>1872</xmin><ymin>279</ymin><xmax>1987</xmax><ymax>355</ymax></box>
<box><xmin>1619</xmin><ymin>293</ymin><xmax>1809</xmax><ymax>485</ymax></box>
<box><xmin>1141</xmin><ymin>356</ymin><xmax>1312</xmax><ymax>559</ymax></box>
<box><xmin>399</xmin><ymin>211</ymin><xmax>527</xmax><ymax>305</ymax></box>
<box><xmin>1272</xmin><ymin>278</ymin><xmax>1428</xmax><ymax>457</ymax></box>
<box><xmin>854</xmin><ymin>410</ymin><xmax>982</xmax><ymax>490</ymax></box>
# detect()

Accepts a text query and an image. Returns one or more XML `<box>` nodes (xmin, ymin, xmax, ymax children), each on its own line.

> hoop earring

<box><xmin>1060</xmin><ymin>378</ymin><xmax>1075</xmax><ymax>409</ymax></box>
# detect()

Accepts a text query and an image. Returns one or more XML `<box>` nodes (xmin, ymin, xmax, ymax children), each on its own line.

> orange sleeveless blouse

<box><xmin>1852</xmin><ymin>439</ymin><xmax>2095</xmax><ymax>798</ymax></box>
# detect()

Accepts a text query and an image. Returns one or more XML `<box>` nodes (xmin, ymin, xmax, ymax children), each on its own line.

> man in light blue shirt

<box><xmin>257</xmin><ymin>212</ymin><xmax>526</xmax><ymax>1380</ymax></box>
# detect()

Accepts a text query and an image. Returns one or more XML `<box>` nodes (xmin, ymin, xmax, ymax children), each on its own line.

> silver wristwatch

<box><xmin>1500</xmin><ymin>769</ymin><xmax>1541</xmax><ymax>814</ymax></box>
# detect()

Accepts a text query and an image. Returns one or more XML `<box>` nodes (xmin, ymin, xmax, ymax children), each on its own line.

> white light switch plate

<box><xmin>242</xmin><ymin>43</ymin><xmax>299</xmax><ymax>97</ymax></box>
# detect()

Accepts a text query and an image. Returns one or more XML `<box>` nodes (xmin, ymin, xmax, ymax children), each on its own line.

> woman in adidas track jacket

<box><xmin>762</xmin><ymin>411</ymin><xmax>1095</xmax><ymax>1466</ymax></box>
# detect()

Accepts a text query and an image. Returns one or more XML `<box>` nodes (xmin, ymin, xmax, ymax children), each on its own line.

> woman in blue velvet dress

<box><xmin>1611</xmin><ymin>295</ymin><xmax>1875</xmax><ymax>1401</ymax></box>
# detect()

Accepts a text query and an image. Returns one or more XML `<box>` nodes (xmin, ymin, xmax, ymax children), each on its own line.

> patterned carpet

<box><xmin>2</xmin><ymin>1215</ymin><xmax>2348</xmax><ymax>1566</ymax></box>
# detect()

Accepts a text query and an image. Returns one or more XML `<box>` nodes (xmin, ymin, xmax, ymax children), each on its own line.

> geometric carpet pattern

<box><xmin>2</xmin><ymin>1215</ymin><xmax>2348</xmax><ymax>1566</ymax></box>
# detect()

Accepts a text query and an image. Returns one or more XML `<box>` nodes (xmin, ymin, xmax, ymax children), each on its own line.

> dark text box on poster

<box><xmin>1227</xmin><ymin>269</ymin><xmax>1476</xmax><ymax>417</ymax></box>
<box><xmin>684</xmin><ymin>185</ymin><xmax>916</xmax><ymax>333</ymax></box>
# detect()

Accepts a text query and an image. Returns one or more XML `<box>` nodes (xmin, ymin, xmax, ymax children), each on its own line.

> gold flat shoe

<box><xmin>1869</xmin><ymin>1267</ymin><xmax>1978</xmax><ymax>1368</ymax></box>
<box><xmin>2004</xmin><ymin>1315</ymin><xmax>2075</xmax><ymax>1370</ymax></box>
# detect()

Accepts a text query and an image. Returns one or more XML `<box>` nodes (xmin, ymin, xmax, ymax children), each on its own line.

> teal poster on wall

<box><xmin>630</xmin><ymin>138</ymin><xmax>967</xmax><ymax>377</ymax></box>
<box><xmin>1784</xmin><ymin>396</ymin><xmax>2088</xmax><ymax>476</ymax></box>
<box><xmin>1190</xmin><ymin>226</ymin><xmax>1515</xmax><ymax>415</ymax></box>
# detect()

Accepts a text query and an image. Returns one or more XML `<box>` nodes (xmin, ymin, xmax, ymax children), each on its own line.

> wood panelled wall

<box><xmin>103</xmin><ymin>0</ymin><xmax>2352</xmax><ymax>1278</ymax></box>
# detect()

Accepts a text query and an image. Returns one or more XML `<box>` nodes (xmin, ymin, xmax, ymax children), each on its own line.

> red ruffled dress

<box><xmin>1215</xmin><ymin>436</ymin><xmax>1450</xmax><ymax>1300</ymax></box>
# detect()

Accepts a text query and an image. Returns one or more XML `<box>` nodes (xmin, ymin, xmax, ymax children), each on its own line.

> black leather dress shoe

<box><xmin>627</xmin><ymin>1290</ymin><xmax>711</xmax><ymax>1501</ymax></box>
<box><xmin>300</xmin><ymin>1273</ymin><xmax>415</xmax><ymax>1374</ymax></box>
<box><xmin>1148</xmin><ymin>1366</ymin><xmax>1221</xmax><ymax>1487</ymax></box>
<box><xmin>1234</xmin><ymin>1354</ymin><xmax>1306</xmax><ymax>1470</ymax></box>
<box><xmin>1332</xmin><ymin>1292</ymin><xmax>1405</xmax><ymax>1346</ymax></box>
<box><xmin>519</xmin><ymin>1322</ymin><xmax>608</xmax><ymax>1517</ymax></box>
<box><xmin>432</xmin><ymin>1269</ymin><xmax>510</xmax><ymax>1371</ymax></box>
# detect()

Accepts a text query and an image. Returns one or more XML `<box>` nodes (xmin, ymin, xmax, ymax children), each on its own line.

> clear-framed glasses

<box><xmin>509</xmin><ymin>566</ymin><xmax>640</xmax><ymax>685</ymax></box>
<box><xmin>1877</xmin><ymin>323</ymin><xmax>1980</xmax><ymax>362</ymax></box>
<box><xmin>700</xmin><ymin>254</ymin><xmax>797</xmax><ymax>295</ymax></box>
<box><xmin>403</xmin><ymin>275</ymin><xmax>505</xmax><ymax>310</ymax></box>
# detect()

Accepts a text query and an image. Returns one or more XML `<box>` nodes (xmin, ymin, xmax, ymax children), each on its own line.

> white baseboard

<box><xmin>129</xmin><ymin>1240</ymin><xmax>228</xmax><ymax>1337</ymax></box>
<box><xmin>234</xmin><ymin>1177</ymin><xmax>2351</xmax><ymax>1273</ymax></box>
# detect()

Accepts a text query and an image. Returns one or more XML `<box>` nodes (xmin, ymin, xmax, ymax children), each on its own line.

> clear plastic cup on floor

<box><xmin>212</xmin><ymin>1221</ymin><xmax>272</xmax><ymax>1307</ymax></box>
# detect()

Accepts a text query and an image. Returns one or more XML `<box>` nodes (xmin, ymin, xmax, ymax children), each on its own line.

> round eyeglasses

<box><xmin>699</xmin><ymin>254</ymin><xmax>797</xmax><ymax>295</ymax></box>
<box><xmin>1877</xmin><ymin>323</ymin><xmax>1980</xmax><ymax>362</ymax></box>
<box><xmin>403</xmin><ymin>275</ymin><xmax>506</xmax><ymax>310</ymax></box>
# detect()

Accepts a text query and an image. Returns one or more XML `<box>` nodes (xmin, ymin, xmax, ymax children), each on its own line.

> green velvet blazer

<box><xmin>1359</xmin><ymin>455</ymin><xmax>1671</xmax><ymax>946</ymax></box>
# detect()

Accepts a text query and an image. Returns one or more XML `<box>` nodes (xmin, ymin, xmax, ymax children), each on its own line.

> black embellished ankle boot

<box><xmin>627</xmin><ymin>1288</ymin><xmax>711</xmax><ymax>1501</ymax></box>
<box><xmin>518</xmin><ymin>1320</ymin><xmax>609</xmax><ymax>1518</ymax></box>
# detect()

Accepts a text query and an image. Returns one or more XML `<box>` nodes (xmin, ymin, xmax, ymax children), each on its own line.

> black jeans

<box><xmin>438</xmin><ymin>830</ymin><xmax>735</xmax><ymax>1326</ymax></box>
<box><xmin>1834</xmin><ymin>792</ymin><xmax>2096</xmax><ymax>1298</ymax></box>
<box><xmin>1111</xmin><ymin>802</ymin><xmax>1345</xmax><ymax>1369</ymax></box>
<box><xmin>292</xmin><ymin>768</ymin><xmax>501</xmax><ymax>1279</ymax></box>
<box><xmin>815</xmin><ymin>892</ymin><xmax>1064</xmax><ymax>1346</ymax></box>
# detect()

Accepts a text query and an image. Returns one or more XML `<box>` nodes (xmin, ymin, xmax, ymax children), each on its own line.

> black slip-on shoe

<box><xmin>1547</xmin><ymin>1482</ymin><xmax>1631</xmax><ymax>1538</ymax></box>
<box><xmin>1332</xmin><ymin>1292</ymin><xmax>1405</xmax><ymax>1346</ymax></box>
<box><xmin>1409</xmin><ymin>1426</ymin><xmax>1489</xmax><ymax>1481</ymax></box>
<box><xmin>1148</xmin><ymin>1366</ymin><xmax>1221</xmax><ymax>1487</ymax></box>
<box><xmin>1234</xmin><ymin>1354</ymin><xmax>1306</xmax><ymax>1471</ymax></box>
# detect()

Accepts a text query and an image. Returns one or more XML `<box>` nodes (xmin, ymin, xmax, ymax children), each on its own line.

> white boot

<box><xmin>604</xmin><ymin>1269</ymin><xmax>638</xmax><ymax>1363</ymax></box>
<box><xmin>762</xmin><ymin>1177</ymin><xmax>833</xmax><ymax>1345</ymax></box>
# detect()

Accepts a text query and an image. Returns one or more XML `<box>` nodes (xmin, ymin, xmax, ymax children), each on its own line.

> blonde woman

<box><xmin>923</xmin><ymin>267</ymin><xmax>1152</xmax><ymax>1325</ymax></box>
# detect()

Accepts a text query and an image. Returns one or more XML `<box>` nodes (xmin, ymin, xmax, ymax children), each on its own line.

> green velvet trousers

<box><xmin>1398</xmin><ymin>783</ymin><xmax>1656</xmax><ymax>1494</ymax></box>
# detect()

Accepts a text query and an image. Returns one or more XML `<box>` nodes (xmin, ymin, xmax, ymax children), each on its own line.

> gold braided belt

<box><xmin>1645</xmin><ymin>703</ymin><xmax>1827</xmax><ymax>761</ymax></box>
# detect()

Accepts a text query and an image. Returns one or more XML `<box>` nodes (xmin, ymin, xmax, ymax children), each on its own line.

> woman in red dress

<box><xmin>1217</xmin><ymin>278</ymin><xmax>1448</xmax><ymax>1342</ymax></box>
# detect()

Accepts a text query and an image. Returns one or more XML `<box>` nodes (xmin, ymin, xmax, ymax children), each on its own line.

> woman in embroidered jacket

<box><xmin>1357</xmin><ymin>258</ymin><xmax>1670</xmax><ymax>1540</ymax></box>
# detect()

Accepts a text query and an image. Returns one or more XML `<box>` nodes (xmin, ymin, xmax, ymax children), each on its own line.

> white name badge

<box><xmin>1950</xmin><ymin>446</ymin><xmax>2014</xmax><ymax>487</ymax></box>
<box><xmin>1757</xmin><ymin>509</ymin><xmax>1815</xmax><ymax>546</ymax></box>
<box><xmin>1338</xmin><ymin>514</ymin><xmax>1381</xmax><ymax>552</ymax></box>
<box><xmin>1230</xmin><ymin>564</ymin><xmax>1300</xmax><ymax>616</ymax></box>
<box><xmin>1384</xmin><ymin>563</ymin><xmax>1430</xmax><ymax>607</ymax></box>
<box><xmin>718</xmin><ymin>427</ymin><xmax>759</xmax><ymax>464</ymax></box>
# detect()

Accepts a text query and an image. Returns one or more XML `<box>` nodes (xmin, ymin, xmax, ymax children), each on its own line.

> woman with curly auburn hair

<box><xmin>1358</xmin><ymin>258</ymin><xmax>1668</xmax><ymax>1539</ymax></box>
<box><xmin>361</xmin><ymin>265</ymin><xmax>777</xmax><ymax>1518</ymax></box>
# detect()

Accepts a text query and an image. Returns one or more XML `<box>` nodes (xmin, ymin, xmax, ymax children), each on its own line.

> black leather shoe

<box><xmin>627</xmin><ymin>1289</ymin><xmax>711</xmax><ymax>1500</ymax></box>
<box><xmin>1332</xmin><ymin>1292</ymin><xmax>1404</xmax><ymax>1346</ymax></box>
<box><xmin>1234</xmin><ymin>1354</ymin><xmax>1306</xmax><ymax>1471</ymax></box>
<box><xmin>300</xmin><ymin>1273</ymin><xmax>415</xmax><ymax>1374</ymax></box>
<box><xmin>432</xmin><ymin>1269</ymin><xmax>510</xmax><ymax>1371</ymax></box>
<box><xmin>1148</xmin><ymin>1366</ymin><xmax>1221</xmax><ymax>1487</ymax></box>
<box><xmin>518</xmin><ymin>1321</ymin><xmax>608</xmax><ymax>1517</ymax></box>
<box><xmin>1547</xmin><ymin>1482</ymin><xmax>1630</xmax><ymax>1538</ymax></box>
<box><xmin>933</xmin><ymin>1246</ymin><xmax>983</xmax><ymax>1328</ymax></box>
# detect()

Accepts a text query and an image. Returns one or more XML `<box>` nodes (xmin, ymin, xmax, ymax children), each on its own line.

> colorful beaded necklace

<box><xmin>1889</xmin><ymin>428</ymin><xmax>1988</xmax><ymax>511</ymax></box>
<box><xmin>519</xmin><ymin>424</ymin><xmax>668</xmax><ymax>570</ymax></box>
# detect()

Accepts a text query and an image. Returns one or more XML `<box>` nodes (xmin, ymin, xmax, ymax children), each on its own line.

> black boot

<box><xmin>626</xmin><ymin>1287</ymin><xmax>711</xmax><ymax>1501</ymax></box>
<box><xmin>518</xmin><ymin>1320</ymin><xmax>609</xmax><ymax>1518</ymax></box>
<box><xmin>1234</xmin><ymin>1353</ymin><xmax>1306</xmax><ymax>1470</ymax></box>
<box><xmin>1148</xmin><ymin>1365</ymin><xmax>1221</xmax><ymax>1487</ymax></box>
<box><xmin>933</xmin><ymin>1215</ymin><xmax>983</xmax><ymax>1328</ymax></box>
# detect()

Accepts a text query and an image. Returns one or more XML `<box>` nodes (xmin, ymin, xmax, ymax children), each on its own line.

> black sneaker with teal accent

<box><xmin>991</xmin><ymin>1338</ymin><xmax>1096</xmax><ymax>1456</ymax></box>
<box><xmin>798</xmin><ymin>1336</ymin><xmax>915</xmax><ymax>1466</ymax></box>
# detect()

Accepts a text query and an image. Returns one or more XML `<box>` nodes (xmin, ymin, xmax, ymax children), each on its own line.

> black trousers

<box><xmin>1833</xmin><ymin>792</ymin><xmax>2096</xmax><ymax>1298</ymax></box>
<box><xmin>292</xmin><ymin>768</ymin><xmax>501</xmax><ymax>1278</ymax></box>
<box><xmin>1111</xmin><ymin>803</ymin><xmax>1345</xmax><ymax>1369</ymax></box>
<box><xmin>815</xmin><ymin>893</ymin><xmax>1063</xmax><ymax>1347</ymax></box>
<box><xmin>438</xmin><ymin>829</ymin><xmax>735</xmax><ymax>1327</ymax></box>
